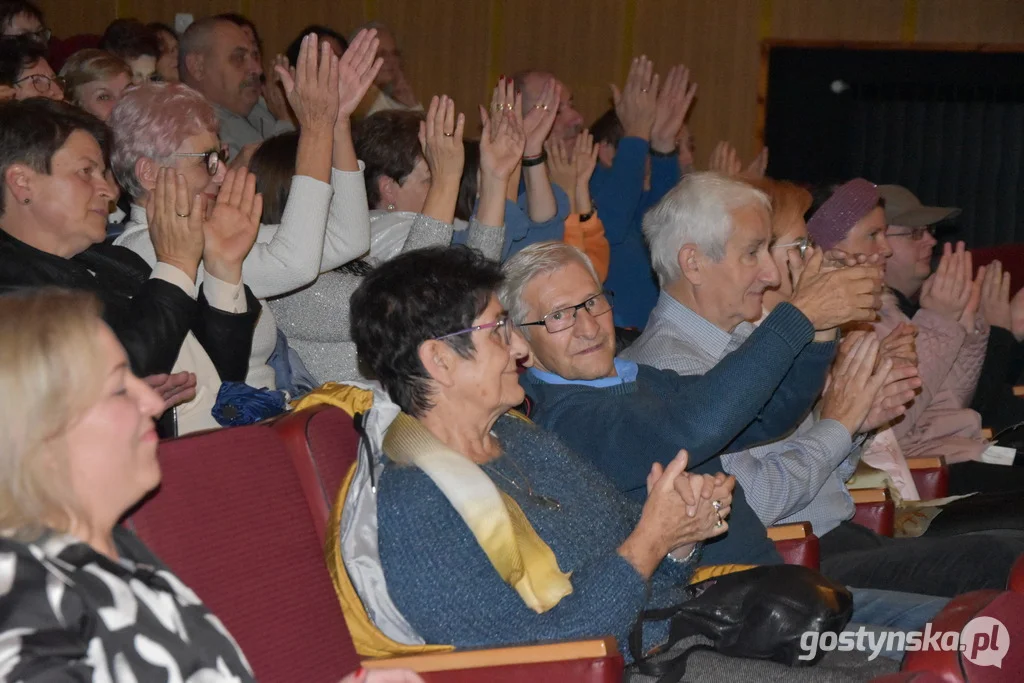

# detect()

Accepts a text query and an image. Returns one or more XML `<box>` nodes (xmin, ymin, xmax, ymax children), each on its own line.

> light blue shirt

<box><xmin>527</xmin><ymin>358</ymin><xmax>639</xmax><ymax>387</ymax></box>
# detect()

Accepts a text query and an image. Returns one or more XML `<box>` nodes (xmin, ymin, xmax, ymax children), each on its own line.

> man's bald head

<box><xmin>179</xmin><ymin>18</ymin><xmax>262</xmax><ymax>116</ymax></box>
<box><xmin>511</xmin><ymin>69</ymin><xmax>583</xmax><ymax>143</ymax></box>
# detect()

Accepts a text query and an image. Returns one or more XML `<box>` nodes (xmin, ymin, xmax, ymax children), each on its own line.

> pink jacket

<box><xmin>868</xmin><ymin>292</ymin><xmax>989</xmax><ymax>464</ymax></box>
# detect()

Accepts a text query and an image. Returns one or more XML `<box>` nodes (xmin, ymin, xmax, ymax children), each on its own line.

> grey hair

<box><xmin>498</xmin><ymin>241</ymin><xmax>601</xmax><ymax>340</ymax></box>
<box><xmin>644</xmin><ymin>171</ymin><xmax>771</xmax><ymax>287</ymax></box>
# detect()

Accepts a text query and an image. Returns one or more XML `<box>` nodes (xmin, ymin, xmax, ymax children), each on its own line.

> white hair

<box><xmin>643</xmin><ymin>171</ymin><xmax>770</xmax><ymax>287</ymax></box>
<box><xmin>498</xmin><ymin>242</ymin><xmax>601</xmax><ymax>339</ymax></box>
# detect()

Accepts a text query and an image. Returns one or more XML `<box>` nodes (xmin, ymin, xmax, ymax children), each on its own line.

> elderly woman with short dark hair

<box><xmin>349</xmin><ymin>244</ymin><xmax>732</xmax><ymax>662</ymax></box>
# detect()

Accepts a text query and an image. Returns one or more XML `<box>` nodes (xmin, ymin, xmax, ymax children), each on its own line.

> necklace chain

<box><xmin>484</xmin><ymin>455</ymin><xmax>562</xmax><ymax>512</ymax></box>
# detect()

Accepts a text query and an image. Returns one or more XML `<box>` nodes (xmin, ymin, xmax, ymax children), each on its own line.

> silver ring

<box><xmin>175</xmin><ymin>211</ymin><xmax>190</xmax><ymax>218</ymax></box>
<box><xmin>641</xmin><ymin>88</ymin><xmax>649</xmax><ymax>93</ymax></box>
<box><xmin>443</xmin><ymin>132</ymin><xmax>453</xmax><ymax>137</ymax></box>
<box><xmin>712</xmin><ymin>499</ymin><xmax>722</xmax><ymax>512</ymax></box>
<box><xmin>715</xmin><ymin>514</ymin><xmax>724</xmax><ymax>528</ymax></box>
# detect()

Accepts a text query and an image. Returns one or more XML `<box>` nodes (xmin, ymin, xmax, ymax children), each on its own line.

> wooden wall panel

<box><xmin>35</xmin><ymin>0</ymin><xmax>1024</xmax><ymax>169</ymax></box>
<box><xmin>916</xmin><ymin>0</ymin><xmax>1024</xmax><ymax>44</ymax></box>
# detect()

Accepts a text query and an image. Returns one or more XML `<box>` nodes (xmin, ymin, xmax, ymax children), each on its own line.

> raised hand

<box><xmin>201</xmin><ymin>167</ymin><xmax>263</xmax><ymax>284</ymax></box>
<box><xmin>544</xmin><ymin>137</ymin><xmax>576</xmax><ymax>200</ymax></box>
<box><xmin>147</xmin><ymin>167</ymin><xmax>205</xmax><ymax>282</ymax></box>
<box><xmin>574</xmin><ymin>130</ymin><xmax>600</xmax><ymax>215</ymax></box>
<box><xmin>1010</xmin><ymin>285</ymin><xmax>1024</xmax><ymax>342</ymax></box>
<box><xmin>143</xmin><ymin>371</ymin><xmax>198</xmax><ymax>411</ymax></box>
<box><xmin>821</xmin><ymin>333</ymin><xmax>893</xmax><ymax>434</ymax></box>
<box><xmin>980</xmin><ymin>260</ymin><xmax>1012</xmax><ymax>331</ymax></box>
<box><xmin>650</xmin><ymin>64</ymin><xmax>697</xmax><ymax>154</ymax></box>
<box><xmin>612</xmin><ymin>55</ymin><xmax>658</xmax><ymax>140</ymax></box>
<box><xmin>959</xmin><ymin>259</ymin><xmax>984</xmax><ymax>332</ymax></box>
<box><xmin>418</xmin><ymin>95</ymin><xmax>466</xmax><ymax>186</ymax></box>
<box><xmin>264</xmin><ymin>54</ymin><xmax>295</xmax><ymax>125</ymax></box>
<box><xmin>919</xmin><ymin>242</ymin><xmax>972</xmax><ymax>320</ymax></box>
<box><xmin>709</xmin><ymin>141</ymin><xmax>742</xmax><ymax>176</ymax></box>
<box><xmin>744</xmin><ymin>146</ymin><xmax>769</xmax><ymax>178</ymax></box>
<box><xmin>676</xmin><ymin>124</ymin><xmax>695</xmax><ymax>168</ymax></box>
<box><xmin>789</xmin><ymin>247</ymin><xmax>883</xmax><ymax>329</ymax></box>
<box><xmin>522</xmin><ymin>77</ymin><xmax>560</xmax><ymax>157</ymax></box>
<box><xmin>275</xmin><ymin>34</ymin><xmax>339</xmax><ymax>133</ymax></box>
<box><xmin>338</xmin><ymin>28</ymin><xmax>383</xmax><ymax>118</ymax></box>
<box><xmin>479</xmin><ymin>83</ymin><xmax>526</xmax><ymax>182</ymax></box>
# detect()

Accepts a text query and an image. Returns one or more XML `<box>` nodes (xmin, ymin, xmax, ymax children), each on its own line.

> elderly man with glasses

<box><xmin>618</xmin><ymin>173</ymin><xmax>1024</xmax><ymax>597</ymax></box>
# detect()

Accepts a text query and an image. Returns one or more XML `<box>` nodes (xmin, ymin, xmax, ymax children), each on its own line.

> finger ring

<box><xmin>504</xmin><ymin>103</ymin><xmax>515</xmax><ymax>111</ymax></box>
<box><xmin>641</xmin><ymin>88</ymin><xmax>649</xmax><ymax>93</ymax></box>
<box><xmin>175</xmin><ymin>211</ymin><xmax>190</xmax><ymax>218</ymax></box>
<box><xmin>715</xmin><ymin>514</ymin><xmax>724</xmax><ymax>528</ymax></box>
<box><xmin>443</xmin><ymin>132</ymin><xmax>454</xmax><ymax>137</ymax></box>
<box><xmin>712</xmin><ymin>500</ymin><xmax>722</xmax><ymax>512</ymax></box>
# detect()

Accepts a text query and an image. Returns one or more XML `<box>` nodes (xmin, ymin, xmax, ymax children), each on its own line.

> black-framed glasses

<box><xmin>887</xmin><ymin>226</ymin><xmax>936</xmax><ymax>241</ymax></box>
<box><xmin>172</xmin><ymin>146</ymin><xmax>230</xmax><ymax>176</ymax></box>
<box><xmin>4</xmin><ymin>27</ymin><xmax>51</xmax><ymax>44</ymax></box>
<box><xmin>519</xmin><ymin>291</ymin><xmax>614</xmax><ymax>334</ymax></box>
<box><xmin>772</xmin><ymin>236</ymin><xmax>813</xmax><ymax>259</ymax></box>
<box><xmin>13</xmin><ymin>73</ymin><xmax>64</xmax><ymax>95</ymax></box>
<box><xmin>434</xmin><ymin>315</ymin><xmax>514</xmax><ymax>346</ymax></box>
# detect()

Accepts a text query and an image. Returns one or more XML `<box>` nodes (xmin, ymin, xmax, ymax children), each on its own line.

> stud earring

<box><xmin>22</xmin><ymin>198</ymin><xmax>30</xmax><ymax>204</ymax></box>
<box><xmin>386</xmin><ymin>203</ymin><xmax>396</xmax><ymax>211</ymax></box>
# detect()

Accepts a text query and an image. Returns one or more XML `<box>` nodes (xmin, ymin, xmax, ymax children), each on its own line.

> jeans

<box><xmin>820</xmin><ymin>520</ymin><xmax>1024</xmax><ymax>597</ymax></box>
<box><xmin>845</xmin><ymin>587</ymin><xmax>949</xmax><ymax>661</ymax></box>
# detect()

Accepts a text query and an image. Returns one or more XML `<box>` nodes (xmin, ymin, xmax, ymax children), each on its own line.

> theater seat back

<box><xmin>129</xmin><ymin>423</ymin><xmax>360</xmax><ymax>681</ymax></box>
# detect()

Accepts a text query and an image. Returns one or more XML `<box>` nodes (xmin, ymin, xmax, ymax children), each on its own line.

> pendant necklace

<box><xmin>484</xmin><ymin>454</ymin><xmax>563</xmax><ymax>512</ymax></box>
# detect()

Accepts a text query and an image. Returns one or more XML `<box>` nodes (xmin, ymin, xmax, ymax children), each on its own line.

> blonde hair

<box><xmin>0</xmin><ymin>289</ymin><xmax>106</xmax><ymax>541</ymax></box>
<box><xmin>59</xmin><ymin>49</ymin><xmax>132</xmax><ymax>106</ymax></box>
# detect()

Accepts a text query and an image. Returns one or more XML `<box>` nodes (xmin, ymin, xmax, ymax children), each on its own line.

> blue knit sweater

<box><xmin>590</xmin><ymin>137</ymin><xmax>680</xmax><ymax>328</ymax></box>
<box><xmin>520</xmin><ymin>302</ymin><xmax>838</xmax><ymax>566</ymax></box>
<box><xmin>376</xmin><ymin>413</ymin><xmax>697</xmax><ymax>661</ymax></box>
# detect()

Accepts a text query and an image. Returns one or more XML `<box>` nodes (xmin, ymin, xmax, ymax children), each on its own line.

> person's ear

<box><xmin>597</xmin><ymin>141</ymin><xmax>616</xmax><ymax>168</ymax></box>
<box><xmin>4</xmin><ymin>163</ymin><xmax>35</xmax><ymax>205</ymax></box>
<box><xmin>184</xmin><ymin>53</ymin><xmax>204</xmax><ymax>82</ymax></box>
<box><xmin>418</xmin><ymin>339</ymin><xmax>457</xmax><ymax>389</ymax></box>
<box><xmin>377</xmin><ymin>176</ymin><xmax>398</xmax><ymax>209</ymax></box>
<box><xmin>678</xmin><ymin>244</ymin><xmax>702</xmax><ymax>286</ymax></box>
<box><xmin>135</xmin><ymin>157</ymin><xmax>158</xmax><ymax>194</ymax></box>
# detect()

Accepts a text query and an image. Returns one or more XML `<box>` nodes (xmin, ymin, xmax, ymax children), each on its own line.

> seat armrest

<box><xmin>906</xmin><ymin>456</ymin><xmax>949</xmax><ymax>499</ymax></box>
<box><xmin>850</xmin><ymin>488</ymin><xmax>895</xmax><ymax>537</ymax></box>
<box><xmin>362</xmin><ymin>637</ymin><xmax>621</xmax><ymax>674</ymax></box>
<box><xmin>768</xmin><ymin>523</ymin><xmax>820</xmax><ymax>569</ymax></box>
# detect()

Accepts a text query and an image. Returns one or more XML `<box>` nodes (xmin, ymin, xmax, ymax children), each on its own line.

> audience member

<box><xmin>148</xmin><ymin>21</ymin><xmax>179</xmax><ymax>82</ymax></box>
<box><xmin>98</xmin><ymin>18</ymin><xmax>160</xmax><ymax>85</ymax></box>
<box><xmin>0</xmin><ymin>35</ymin><xmax>62</xmax><ymax>101</ymax></box>
<box><xmin>546</xmin><ymin>129</ymin><xmax>609</xmax><ymax>280</ymax></box>
<box><xmin>286</xmin><ymin>24</ymin><xmax>348</xmax><ymax>65</ymax></box>
<box><xmin>216</xmin><ymin>12</ymin><xmax>264</xmax><ymax>65</ymax></box>
<box><xmin>59</xmin><ymin>49</ymin><xmax>131</xmax><ymax>121</ymax></box>
<box><xmin>354</xmin><ymin>20</ymin><xmax>421</xmax><ymax>114</ymax></box>
<box><xmin>179</xmin><ymin>17</ymin><xmax>290</xmax><ymax>158</ymax></box>
<box><xmin>808</xmin><ymin>179</ymin><xmax>1024</xmax><ymax>494</ymax></box>
<box><xmin>623</xmin><ymin>173</ymin><xmax>1024</xmax><ymax>597</ymax></box>
<box><xmin>270</xmin><ymin>91</ymin><xmax>516</xmax><ymax>382</ymax></box>
<box><xmin>0</xmin><ymin>98</ymin><xmax>260</xmax><ymax>434</ymax></box>
<box><xmin>0</xmin><ymin>0</ymin><xmax>47</xmax><ymax>43</ymax></box>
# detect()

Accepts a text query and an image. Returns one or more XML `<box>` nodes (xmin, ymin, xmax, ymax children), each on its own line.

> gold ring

<box><xmin>175</xmin><ymin>211</ymin><xmax>190</xmax><ymax>218</ymax></box>
<box><xmin>443</xmin><ymin>132</ymin><xmax>453</xmax><ymax>137</ymax></box>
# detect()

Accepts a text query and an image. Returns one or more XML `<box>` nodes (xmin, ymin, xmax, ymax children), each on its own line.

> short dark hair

<box><xmin>214</xmin><ymin>13</ymin><xmax>263</xmax><ymax>56</ymax></box>
<box><xmin>0</xmin><ymin>33</ymin><xmax>44</xmax><ymax>85</ymax></box>
<box><xmin>285</xmin><ymin>25</ymin><xmax>348</xmax><ymax>67</ymax></box>
<box><xmin>99</xmin><ymin>18</ymin><xmax>160</xmax><ymax>61</ymax></box>
<box><xmin>455</xmin><ymin>139</ymin><xmax>480</xmax><ymax>222</ymax></box>
<box><xmin>350</xmin><ymin>246</ymin><xmax>505</xmax><ymax>417</ymax></box>
<box><xmin>354</xmin><ymin>110</ymin><xmax>425</xmax><ymax>209</ymax></box>
<box><xmin>248</xmin><ymin>131</ymin><xmax>299</xmax><ymax>225</ymax></box>
<box><xmin>590</xmin><ymin>108</ymin><xmax>623</xmax><ymax>148</ymax></box>
<box><xmin>147</xmin><ymin>22</ymin><xmax>176</xmax><ymax>41</ymax></box>
<box><xmin>0</xmin><ymin>98</ymin><xmax>110</xmax><ymax>215</ymax></box>
<box><xmin>0</xmin><ymin>1</ymin><xmax>43</xmax><ymax>35</ymax></box>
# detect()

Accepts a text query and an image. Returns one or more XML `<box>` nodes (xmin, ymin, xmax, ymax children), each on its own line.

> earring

<box><xmin>22</xmin><ymin>198</ymin><xmax>30</xmax><ymax>204</ymax></box>
<box><xmin>386</xmin><ymin>203</ymin><xmax>396</xmax><ymax>211</ymax></box>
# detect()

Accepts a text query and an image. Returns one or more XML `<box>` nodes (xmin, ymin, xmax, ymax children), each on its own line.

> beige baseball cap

<box><xmin>878</xmin><ymin>184</ymin><xmax>960</xmax><ymax>227</ymax></box>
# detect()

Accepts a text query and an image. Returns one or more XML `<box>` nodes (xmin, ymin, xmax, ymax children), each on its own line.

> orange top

<box><xmin>563</xmin><ymin>211</ymin><xmax>610</xmax><ymax>282</ymax></box>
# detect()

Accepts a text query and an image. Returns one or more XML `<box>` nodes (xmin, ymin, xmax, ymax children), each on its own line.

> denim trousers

<box><xmin>819</xmin><ymin>520</ymin><xmax>1024</xmax><ymax>597</ymax></box>
<box><xmin>844</xmin><ymin>586</ymin><xmax>950</xmax><ymax>661</ymax></box>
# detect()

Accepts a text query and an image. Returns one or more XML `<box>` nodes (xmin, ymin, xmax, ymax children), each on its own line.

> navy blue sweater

<box><xmin>521</xmin><ymin>303</ymin><xmax>837</xmax><ymax>566</ymax></box>
<box><xmin>590</xmin><ymin>137</ymin><xmax>680</xmax><ymax>328</ymax></box>
<box><xmin>377</xmin><ymin>414</ymin><xmax>697</xmax><ymax>661</ymax></box>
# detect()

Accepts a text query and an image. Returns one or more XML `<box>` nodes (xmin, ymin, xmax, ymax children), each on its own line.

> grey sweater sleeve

<box><xmin>402</xmin><ymin>214</ymin><xmax>455</xmax><ymax>252</ymax></box>
<box><xmin>464</xmin><ymin>219</ymin><xmax>505</xmax><ymax>261</ymax></box>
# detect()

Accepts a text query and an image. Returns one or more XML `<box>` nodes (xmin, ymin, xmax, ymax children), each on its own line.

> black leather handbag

<box><xmin>629</xmin><ymin>565</ymin><xmax>854</xmax><ymax>682</ymax></box>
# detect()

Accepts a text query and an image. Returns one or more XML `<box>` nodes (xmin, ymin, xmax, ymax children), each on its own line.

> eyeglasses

<box><xmin>13</xmin><ymin>73</ymin><xmax>64</xmax><ymax>95</ymax></box>
<box><xmin>771</xmin><ymin>236</ymin><xmax>813</xmax><ymax>258</ymax></box>
<box><xmin>519</xmin><ymin>291</ymin><xmax>614</xmax><ymax>334</ymax></box>
<box><xmin>172</xmin><ymin>146</ymin><xmax>230</xmax><ymax>176</ymax></box>
<box><xmin>4</xmin><ymin>27</ymin><xmax>51</xmax><ymax>44</ymax></box>
<box><xmin>434</xmin><ymin>315</ymin><xmax>514</xmax><ymax>346</ymax></box>
<box><xmin>887</xmin><ymin>226</ymin><xmax>936</xmax><ymax>241</ymax></box>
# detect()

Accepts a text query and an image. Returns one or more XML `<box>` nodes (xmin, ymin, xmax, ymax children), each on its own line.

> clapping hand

<box><xmin>522</xmin><ymin>77</ymin><xmax>560</xmax><ymax>157</ymax></box>
<box><xmin>979</xmin><ymin>259</ymin><xmax>1012</xmax><ymax>331</ymax></box>
<box><xmin>650</xmin><ymin>64</ymin><xmax>697</xmax><ymax>154</ymax></box>
<box><xmin>919</xmin><ymin>242</ymin><xmax>973</xmax><ymax>320</ymax></box>
<box><xmin>337</xmin><ymin>28</ymin><xmax>384</xmax><ymax>119</ymax></box>
<box><xmin>274</xmin><ymin>34</ymin><xmax>339</xmax><ymax>133</ymax></box>
<box><xmin>147</xmin><ymin>167</ymin><xmax>205</xmax><ymax>282</ymax></box>
<box><xmin>418</xmin><ymin>95</ymin><xmax>466</xmax><ymax>186</ymax></box>
<box><xmin>612</xmin><ymin>56</ymin><xmax>658</xmax><ymax>140</ymax></box>
<box><xmin>544</xmin><ymin>137</ymin><xmax>576</xmax><ymax>199</ymax></box>
<box><xmin>201</xmin><ymin>168</ymin><xmax>263</xmax><ymax>284</ymax></box>
<box><xmin>479</xmin><ymin>79</ymin><xmax>526</xmax><ymax>182</ymax></box>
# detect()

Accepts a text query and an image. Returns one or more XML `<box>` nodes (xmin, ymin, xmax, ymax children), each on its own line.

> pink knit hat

<box><xmin>806</xmin><ymin>178</ymin><xmax>880</xmax><ymax>250</ymax></box>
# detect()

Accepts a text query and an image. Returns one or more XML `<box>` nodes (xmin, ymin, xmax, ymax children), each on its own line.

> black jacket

<box><xmin>0</xmin><ymin>229</ymin><xmax>260</xmax><ymax>382</ymax></box>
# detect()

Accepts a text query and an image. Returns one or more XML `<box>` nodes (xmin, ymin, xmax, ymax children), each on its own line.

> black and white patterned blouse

<box><xmin>0</xmin><ymin>526</ymin><xmax>255</xmax><ymax>682</ymax></box>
